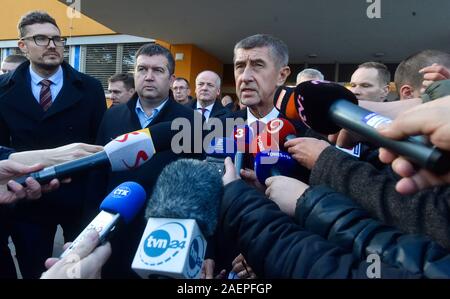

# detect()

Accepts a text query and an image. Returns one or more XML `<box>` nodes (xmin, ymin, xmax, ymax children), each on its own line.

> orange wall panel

<box><xmin>0</xmin><ymin>0</ymin><xmax>114</xmax><ymax>40</ymax></box>
<box><xmin>171</xmin><ymin>44</ymin><xmax>223</xmax><ymax>88</ymax></box>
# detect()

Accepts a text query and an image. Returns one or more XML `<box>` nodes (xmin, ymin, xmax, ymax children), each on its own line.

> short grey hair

<box><xmin>234</xmin><ymin>34</ymin><xmax>289</xmax><ymax>67</ymax></box>
<box><xmin>196</xmin><ymin>70</ymin><xmax>221</xmax><ymax>88</ymax></box>
<box><xmin>296</xmin><ymin>68</ymin><xmax>324</xmax><ymax>84</ymax></box>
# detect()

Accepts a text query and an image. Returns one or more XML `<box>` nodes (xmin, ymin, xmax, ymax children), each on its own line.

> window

<box><xmin>122</xmin><ymin>43</ymin><xmax>145</xmax><ymax>73</ymax></box>
<box><xmin>84</xmin><ymin>43</ymin><xmax>147</xmax><ymax>91</ymax></box>
<box><xmin>84</xmin><ymin>44</ymin><xmax>117</xmax><ymax>90</ymax></box>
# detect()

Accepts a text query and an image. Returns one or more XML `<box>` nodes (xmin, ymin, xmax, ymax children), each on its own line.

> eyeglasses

<box><xmin>21</xmin><ymin>35</ymin><xmax>66</xmax><ymax>47</ymax></box>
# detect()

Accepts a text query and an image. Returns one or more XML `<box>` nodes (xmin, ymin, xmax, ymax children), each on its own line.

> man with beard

<box><xmin>0</xmin><ymin>11</ymin><xmax>106</xmax><ymax>278</ymax></box>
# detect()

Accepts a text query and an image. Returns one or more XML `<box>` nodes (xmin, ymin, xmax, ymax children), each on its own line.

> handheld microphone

<box><xmin>276</xmin><ymin>80</ymin><xmax>450</xmax><ymax>174</ymax></box>
<box><xmin>254</xmin><ymin>151</ymin><xmax>297</xmax><ymax>185</ymax></box>
<box><xmin>205</xmin><ymin>137</ymin><xmax>237</xmax><ymax>158</ymax></box>
<box><xmin>205</xmin><ymin>137</ymin><xmax>236</xmax><ymax>176</ymax></box>
<box><xmin>60</xmin><ymin>181</ymin><xmax>146</xmax><ymax>258</ymax></box>
<box><xmin>132</xmin><ymin>159</ymin><xmax>223</xmax><ymax>279</ymax></box>
<box><xmin>12</xmin><ymin>122</ymin><xmax>174</xmax><ymax>187</ymax></box>
<box><xmin>265</xmin><ymin>118</ymin><xmax>297</xmax><ymax>144</ymax></box>
<box><xmin>233</xmin><ymin>125</ymin><xmax>254</xmax><ymax>153</ymax></box>
<box><xmin>233</xmin><ymin>125</ymin><xmax>255</xmax><ymax>177</ymax></box>
<box><xmin>251</xmin><ymin>118</ymin><xmax>297</xmax><ymax>156</ymax></box>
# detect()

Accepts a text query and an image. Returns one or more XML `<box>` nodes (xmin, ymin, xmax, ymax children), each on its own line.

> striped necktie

<box><xmin>39</xmin><ymin>79</ymin><xmax>53</xmax><ymax>111</ymax></box>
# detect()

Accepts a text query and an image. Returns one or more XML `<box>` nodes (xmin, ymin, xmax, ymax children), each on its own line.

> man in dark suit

<box><xmin>202</xmin><ymin>34</ymin><xmax>312</xmax><ymax>279</ymax></box>
<box><xmin>191</xmin><ymin>70</ymin><xmax>231</xmax><ymax>121</ymax></box>
<box><xmin>0</xmin><ymin>11</ymin><xmax>106</xmax><ymax>278</ymax></box>
<box><xmin>87</xmin><ymin>43</ymin><xmax>203</xmax><ymax>278</ymax></box>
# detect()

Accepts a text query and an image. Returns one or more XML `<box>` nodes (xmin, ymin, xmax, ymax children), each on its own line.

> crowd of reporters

<box><xmin>2</xmin><ymin>9</ymin><xmax>450</xmax><ymax>279</ymax></box>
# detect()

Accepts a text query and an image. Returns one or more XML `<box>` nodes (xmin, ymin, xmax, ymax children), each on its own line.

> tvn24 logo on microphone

<box><xmin>132</xmin><ymin>218</ymin><xmax>206</xmax><ymax>279</ymax></box>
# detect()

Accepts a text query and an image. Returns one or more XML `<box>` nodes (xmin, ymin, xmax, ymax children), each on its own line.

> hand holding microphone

<box><xmin>376</xmin><ymin>96</ymin><xmax>450</xmax><ymax>194</ymax></box>
<box><xmin>275</xmin><ymin>80</ymin><xmax>450</xmax><ymax>174</ymax></box>
<box><xmin>0</xmin><ymin>160</ymin><xmax>59</xmax><ymax>204</ymax></box>
<box><xmin>60</xmin><ymin>181</ymin><xmax>146</xmax><ymax>259</ymax></box>
<box><xmin>10</xmin><ymin>122</ymin><xmax>175</xmax><ymax>187</ymax></box>
<box><xmin>42</xmin><ymin>181</ymin><xmax>145</xmax><ymax>279</ymax></box>
<box><xmin>41</xmin><ymin>230</ymin><xmax>111</xmax><ymax>279</ymax></box>
<box><xmin>284</xmin><ymin>137</ymin><xmax>331</xmax><ymax>170</ymax></box>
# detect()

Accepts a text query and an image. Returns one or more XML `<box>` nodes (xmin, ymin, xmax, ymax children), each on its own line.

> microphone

<box><xmin>132</xmin><ymin>159</ymin><xmax>223</xmax><ymax>279</ymax></box>
<box><xmin>265</xmin><ymin>118</ymin><xmax>297</xmax><ymax>144</ymax></box>
<box><xmin>205</xmin><ymin>137</ymin><xmax>237</xmax><ymax>158</ymax></box>
<box><xmin>233</xmin><ymin>125</ymin><xmax>254</xmax><ymax>153</ymax></box>
<box><xmin>12</xmin><ymin>122</ymin><xmax>174</xmax><ymax>187</ymax></box>
<box><xmin>233</xmin><ymin>125</ymin><xmax>255</xmax><ymax>177</ymax></box>
<box><xmin>276</xmin><ymin>80</ymin><xmax>450</xmax><ymax>174</ymax></box>
<box><xmin>60</xmin><ymin>181</ymin><xmax>146</xmax><ymax>258</ymax></box>
<box><xmin>205</xmin><ymin>137</ymin><xmax>236</xmax><ymax>176</ymax></box>
<box><xmin>251</xmin><ymin>118</ymin><xmax>297</xmax><ymax>156</ymax></box>
<box><xmin>254</xmin><ymin>151</ymin><xmax>297</xmax><ymax>185</ymax></box>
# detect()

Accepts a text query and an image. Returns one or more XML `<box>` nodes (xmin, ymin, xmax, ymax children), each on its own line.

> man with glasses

<box><xmin>0</xmin><ymin>11</ymin><xmax>106</xmax><ymax>278</ymax></box>
<box><xmin>171</xmin><ymin>77</ymin><xmax>193</xmax><ymax>105</ymax></box>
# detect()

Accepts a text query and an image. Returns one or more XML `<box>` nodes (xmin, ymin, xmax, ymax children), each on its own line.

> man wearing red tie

<box><xmin>0</xmin><ymin>11</ymin><xmax>106</xmax><ymax>278</ymax></box>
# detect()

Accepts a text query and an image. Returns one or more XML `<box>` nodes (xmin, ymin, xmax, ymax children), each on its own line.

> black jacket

<box><xmin>0</xmin><ymin>61</ymin><xmax>106</xmax><ymax>221</ymax></box>
<box><xmin>309</xmin><ymin>146</ymin><xmax>450</xmax><ymax>249</ymax></box>
<box><xmin>220</xmin><ymin>180</ymin><xmax>419</xmax><ymax>278</ymax></box>
<box><xmin>88</xmin><ymin>94</ymin><xmax>203</xmax><ymax>278</ymax></box>
<box><xmin>206</xmin><ymin>107</ymin><xmax>318</xmax><ymax>268</ymax></box>
<box><xmin>0</xmin><ymin>146</ymin><xmax>13</xmax><ymax>160</ymax></box>
<box><xmin>190</xmin><ymin>99</ymin><xmax>232</xmax><ymax>119</ymax></box>
<box><xmin>296</xmin><ymin>185</ymin><xmax>450</xmax><ymax>278</ymax></box>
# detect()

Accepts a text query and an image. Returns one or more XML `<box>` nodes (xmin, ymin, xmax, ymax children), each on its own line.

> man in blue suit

<box><xmin>0</xmin><ymin>11</ymin><xmax>106</xmax><ymax>278</ymax></box>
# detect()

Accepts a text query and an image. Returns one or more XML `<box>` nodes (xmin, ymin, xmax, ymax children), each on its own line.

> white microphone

<box><xmin>132</xmin><ymin>218</ymin><xmax>206</xmax><ymax>279</ymax></box>
<box><xmin>12</xmin><ymin>128</ymin><xmax>157</xmax><ymax>186</ymax></box>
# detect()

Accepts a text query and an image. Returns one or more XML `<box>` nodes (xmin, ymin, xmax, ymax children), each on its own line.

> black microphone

<box><xmin>277</xmin><ymin>80</ymin><xmax>450</xmax><ymax>174</ymax></box>
<box><xmin>132</xmin><ymin>159</ymin><xmax>223</xmax><ymax>278</ymax></box>
<box><xmin>145</xmin><ymin>159</ymin><xmax>223</xmax><ymax>237</ymax></box>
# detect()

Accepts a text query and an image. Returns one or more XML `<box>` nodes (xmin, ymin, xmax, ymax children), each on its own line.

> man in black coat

<box><xmin>0</xmin><ymin>11</ymin><xmax>106</xmax><ymax>278</ymax></box>
<box><xmin>202</xmin><ymin>34</ymin><xmax>316</xmax><ymax>278</ymax></box>
<box><xmin>86</xmin><ymin>43</ymin><xmax>203</xmax><ymax>278</ymax></box>
<box><xmin>219</xmin><ymin>158</ymin><xmax>423</xmax><ymax>278</ymax></box>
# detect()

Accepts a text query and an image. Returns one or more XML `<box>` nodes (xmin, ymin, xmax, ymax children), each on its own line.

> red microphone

<box><xmin>251</xmin><ymin>118</ymin><xmax>297</xmax><ymax>156</ymax></box>
<box><xmin>266</xmin><ymin>118</ymin><xmax>297</xmax><ymax>144</ymax></box>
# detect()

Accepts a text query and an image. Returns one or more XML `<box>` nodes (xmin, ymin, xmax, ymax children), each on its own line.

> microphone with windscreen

<box><xmin>132</xmin><ymin>159</ymin><xmax>223</xmax><ymax>279</ymax></box>
<box><xmin>274</xmin><ymin>80</ymin><xmax>450</xmax><ymax>174</ymax></box>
